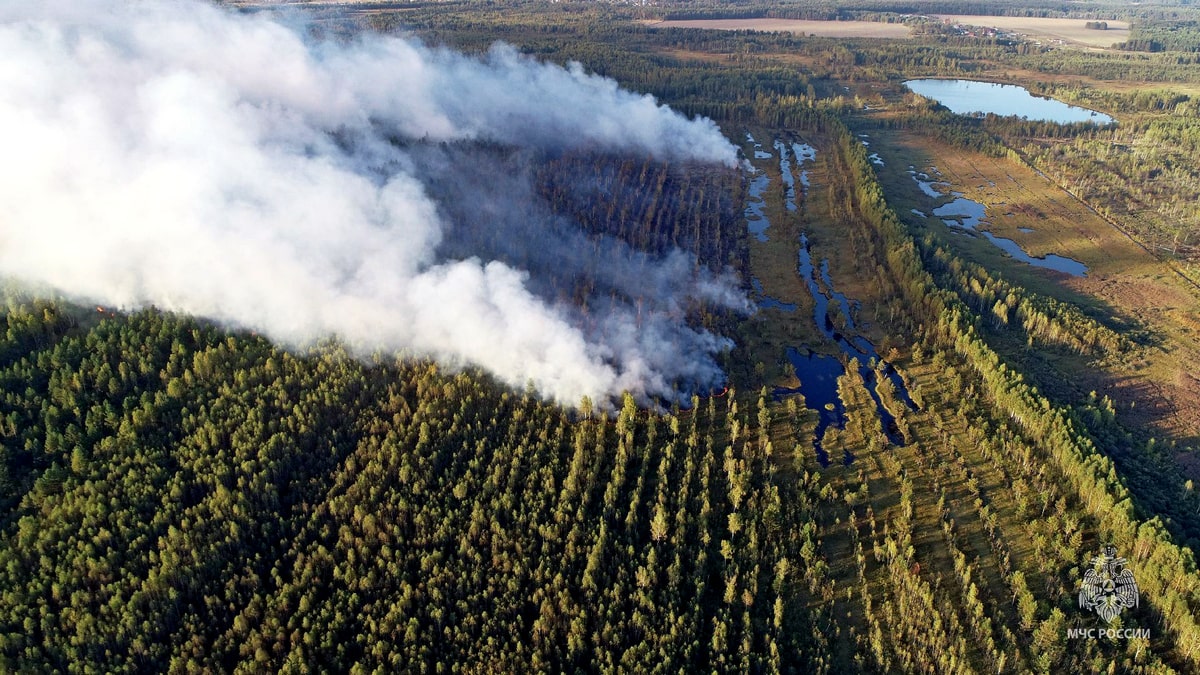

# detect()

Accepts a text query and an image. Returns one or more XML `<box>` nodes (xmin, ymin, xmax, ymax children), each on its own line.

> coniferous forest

<box><xmin>4</xmin><ymin>0</ymin><xmax>1200</xmax><ymax>673</ymax></box>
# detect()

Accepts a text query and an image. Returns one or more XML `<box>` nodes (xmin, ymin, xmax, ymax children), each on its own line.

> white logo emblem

<box><xmin>1078</xmin><ymin>545</ymin><xmax>1139</xmax><ymax>623</ymax></box>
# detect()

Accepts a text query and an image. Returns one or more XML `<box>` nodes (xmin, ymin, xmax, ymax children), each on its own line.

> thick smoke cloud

<box><xmin>0</xmin><ymin>0</ymin><xmax>745</xmax><ymax>405</ymax></box>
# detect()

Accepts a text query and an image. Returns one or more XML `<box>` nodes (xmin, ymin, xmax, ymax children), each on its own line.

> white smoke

<box><xmin>0</xmin><ymin>0</ymin><xmax>745</xmax><ymax>405</ymax></box>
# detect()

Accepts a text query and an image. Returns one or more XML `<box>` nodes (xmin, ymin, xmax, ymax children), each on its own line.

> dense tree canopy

<box><xmin>5</xmin><ymin>1</ymin><xmax>1200</xmax><ymax>671</ymax></box>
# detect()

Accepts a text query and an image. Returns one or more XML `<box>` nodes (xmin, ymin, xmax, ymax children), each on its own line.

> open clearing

<box><xmin>863</xmin><ymin>122</ymin><xmax>1200</xmax><ymax>458</ymax></box>
<box><xmin>934</xmin><ymin>14</ymin><xmax>1130</xmax><ymax>48</ymax></box>
<box><xmin>644</xmin><ymin>18</ymin><xmax>913</xmax><ymax>39</ymax></box>
<box><xmin>737</xmin><ymin>132</ymin><xmax>1044</xmax><ymax>633</ymax></box>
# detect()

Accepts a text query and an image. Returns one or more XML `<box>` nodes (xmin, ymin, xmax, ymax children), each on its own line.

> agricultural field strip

<box><xmin>932</xmin><ymin>15</ymin><xmax>1130</xmax><ymax>48</ymax></box>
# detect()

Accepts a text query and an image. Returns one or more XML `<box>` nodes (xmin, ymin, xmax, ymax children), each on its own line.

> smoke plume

<box><xmin>0</xmin><ymin>0</ymin><xmax>745</xmax><ymax>405</ymax></box>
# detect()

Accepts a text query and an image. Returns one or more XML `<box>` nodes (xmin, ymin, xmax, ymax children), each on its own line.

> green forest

<box><xmin>5</xmin><ymin>0</ymin><xmax>1200</xmax><ymax>672</ymax></box>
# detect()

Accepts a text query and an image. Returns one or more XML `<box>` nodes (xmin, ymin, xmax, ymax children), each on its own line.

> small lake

<box><xmin>934</xmin><ymin>197</ymin><xmax>987</xmax><ymax>230</ymax></box>
<box><xmin>904</xmin><ymin>79</ymin><xmax>1114</xmax><ymax>125</ymax></box>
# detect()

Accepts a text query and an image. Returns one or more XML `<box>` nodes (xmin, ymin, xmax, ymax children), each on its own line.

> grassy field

<box><xmin>644</xmin><ymin>18</ymin><xmax>913</xmax><ymax>39</ymax></box>
<box><xmin>736</xmin><ymin>129</ymin><xmax>904</xmax><ymax>386</ymax></box>
<box><xmin>854</xmin><ymin>112</ymin><xmax>1200</xmax><ymax>466</ymax></box>
<box><xmin>934</xmin><ymin>14</ymin><xmax>1130</xmax><ymax>48</ymax></box>
<box><xmin>738</xmin><ymin>129</ymin><xmax>1064</xmax><ymax>672</ymax></box>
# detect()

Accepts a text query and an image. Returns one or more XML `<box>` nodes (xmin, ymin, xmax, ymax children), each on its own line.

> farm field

<box><xmin>933</xmin><ymin>14</ymin><xmax>1130</xmax><ymax>48</ymax></box>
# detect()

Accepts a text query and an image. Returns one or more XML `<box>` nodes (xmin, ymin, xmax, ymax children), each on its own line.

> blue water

<box><xmin>777</xmin><ymin>349</ymin><xmax>846</xmax><ymax>466</ymax></box>
<box><xmin>982</xmin><ymin>232</ymin><xmax>1089</xmax><ymax>276</ymax></box>
<box><xmin>775</xmin><ymin>234</ymin><xmax>917</xmax><ymax>464</ymax></box>
<box><xmin>908</xmin><ymin>168</ymin><xmax>946</xmax><ymax>198</ymax></box>
<box><xmin>933</xmin><ymin>196</ymin><xmax>987</xmax><ymax>229</ymax></box>
<box><xmin>744</xmin><ymin>144</ymin><xmax>915</xmax><ymax>463</ymax></box>
<box><xmin>919</xmin><ymin>176</ymin><xmax>1089</xmax><ymax>277</ymax></box>
<box><xmin>746</xmin><ymin>131</ymin><xmax>773</xmax><ymax>159</ymax></box>
<box><xmin>744</xmin><ymin>133</ymin><xmax>774</xmax><ymax>241</ymax></box>
<box><xmin>792</xmin><ymin>143</ymin><xmax>817</xmax><ymax>163</ymax></box>
<box><xmin>904</xmin><ymin>79</ymin><xmax>1114</xmax><ymax>125</ymax></box>
<box><xmin>792</xmin><ymin>143</ymin><xmax>816</xmax><ymax>193</ymax></box>
<box><xmin>820</xmin><ymin>259</ymin><xmax>857</xmax><ymax>331</ymax></box>
<box><xmin>796</xmin><ymin>234</ymin><xmax>827</xmax><ymax>334</ymax></box>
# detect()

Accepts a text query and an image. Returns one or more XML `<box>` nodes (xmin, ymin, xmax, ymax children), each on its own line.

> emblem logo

<box><xmin>1078</xmin><ymin>545</ymin><xmax>1139</xmax><ymax>623</ymax></box>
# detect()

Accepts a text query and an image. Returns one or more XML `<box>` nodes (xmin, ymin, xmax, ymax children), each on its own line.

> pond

<box><xmin>910</xmin><ymin>169</ymin><xmax>1089</xmax><ymax>277</ymax></box>
<box><xmin>981</xmin><ymin>232</ymin><xmax>1090</xmax><ymax>276</ymax></box>
<box><xmin>904</xmin><ymin>79</ymin><xmax>1113</xmax><ymax>125</ymax></box>
<box><xmin>777</xmin><ymin>349</ymin><xmax>846</xmax><ymax>466</ymax></box>
<box><xmin>934</xmin><ymin>197</ymin><xmax>988</xmax><ymax>230</ymax></box>
<box><xmin>775</xmin><ymin>234</ymin><xmax>917</xmax><ymax>465</ymax></box>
